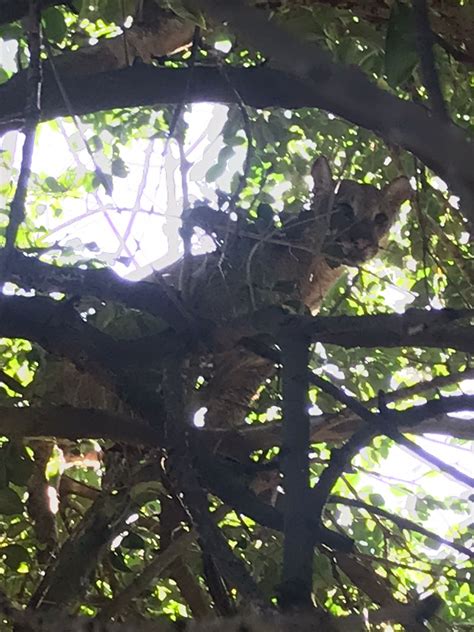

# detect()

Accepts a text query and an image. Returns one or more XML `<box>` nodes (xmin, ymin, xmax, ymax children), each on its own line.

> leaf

<box><xmin>121</xmin><ymin>532</ymin><xmax>146</xmax><ymax>550</ymax></box>
<box><xmin>205</xmin><ymin>162</ymin><xmax>226</xmax><ymax>183</ymax></box>
<box><xmin>130</xmin><ymin>481</ymin><xmax>165</xmax><ymax>505</ymax></box>
<box><xmin>101</xmin><ymin>0</ymin><xmax>138</xmax><ymax>23</ymax></box>
<box><xmin>368</xmin><ymin>493</ymin><xmax>385</xmax><ymax>507</ymax></box>
<box><xmin>226</xmin><ymin>135</ymin><xmax>246</xmax><ymax>147</ymax></box>
<box><xmin>384</xmin><ymin>1</ymin><xmax>418</xmax><ymax>88</ymax></box>
<box><xmin>0</xmin><ymin>487</ymin><xmax>24</xmax><ymax>515</ymax></box>
<box><xmin>424</xmin><ymin>537</ymin><xmax>442</xmax><ymax>550</ymax></box>
<box><xmin>7</xmin><ymin>520</ymin><xmax>29</xmax><ymax>538</ymax></box>
<box><xmin>0</xmin><ymin>544</ymin><xmax>29</xmax><ymax>570</ymax></box>
<box><xmin>111</xmin><ymin>157</ymin><xmax>128</xmax><ymax>178</ymax></box>
<box><xmin>109</xmin><ymin>551</ymin><xmax>131</xmax><ymax>573</ymax></box>
<box><xmin>42</xmin><ymin>7</ymin><xmax>67</xmax><ymax>43</ymax></box>
<box><xmin>6</xmin><ymin>449</ymin><xmax>33</xmax><ymax>487</ymax></box>
<box><xmin>93</xmin><ymin>170</ymin><xmax>113</xmax><ymax>196</ymax></box>
<box><xmin>44</xmin><ymin>176</ymin><xmax>65</xmax><ymax>193</ymax></box>
<box><xmin>161</xmin><ymin>0</ymin><xmax>206</xmax><ymax>29</ymax></box>
<box><xmin>0</xmin><ymin>68</ymin><xmax>10</xmax><ymax>85</ymax></box>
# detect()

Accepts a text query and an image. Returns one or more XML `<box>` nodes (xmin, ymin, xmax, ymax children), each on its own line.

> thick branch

<box><xmin>195</xmin><ymin>446</ymin><xmax>354</xmax><ymax>552</ymax></box>
<box><xmin>7</xmin><ymin>249</ymin><xmax>194</xmax><ymax>333</ymax></box>
<box><xmin>1</xmin><ymin>62</ymin><xmax>474</xmax><ymax>219</ymax></box>
<box><xmin>286</xmin><ymin>308</ymin><xmax>474</xmax><ymax>353</ymax></box>
<box><xmin>0</xmin><ymin>406</ymin><xmax>161</xmax><ymax>445</ymax></box>
<box><xmin>29</xmin><ymin>483</ymin><xmax>133</xmax><ymax>611</ymax></box>
<box><xmin>0</xmin><ymin>293</ymin><xmax>186</xmax><ymax>371</ymax></box>
<box><xmin>190</xmin><ymin>0</ymin><xmax>474</xmax><ymax>225</ymax></box>
<box><xmin>226</xmin><ymin>399</ymin><xmax>474</xmax><ymax>455</ymax></box>
<box><xmin>279</xmin><ymin>332</ymin><xmax>312</xmax><ymax>609</ymax></box>
<box><xmin>162</xmin><ymin>357</ymin><xmax>264</xmax><ymax>604</ymax></box>
<box><xmin>2</xmin><ymin>392</ymin><xmax>469</xmax><ymax>457</ymax></box>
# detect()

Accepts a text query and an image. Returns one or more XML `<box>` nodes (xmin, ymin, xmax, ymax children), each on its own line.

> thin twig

<box><xmin>309</xmin><ymin>373</ymin><xmax>474</xmax><ymax>488</ymax></box>
<box><xmin>166</xmin><ymin>26</ymin><xmax>201</xmax><ymax>147</ymax></box>
<box><xmin>0</xmin><ymin>370</ymin><xmax>26</xmax><ymax>395</ymax></box>
<box><xmin>328</xmin><ymin>495</ymin><xmax>473</xmax><ymax>559</ymax></box>
<box><xmin>220</xmin><ymin>67</ymin><xmax>254</xmax><ymax>213</ymax></box>
<box><xmin>45</xmin><ymin>50</ymin><xmax>136</xmax><ymax>261</ymax></box>
<box><xmin>165</xmin><ymin>26</ymin><xmax>200</xmax><ymax>295</ymax></box>
<box><xmin>2</xmin><ymin>0</ymin><xmax>42</xmax><ymax>271</ymax></box>
<box><xmin>413</xmin><ymin>0</ymin><xmax>448</xmax><ymax>120</ymax></box>
<box><xmin>413</xmin><ymin>157</ymin><xmax>432</xmax><ymax>304</ymax></box>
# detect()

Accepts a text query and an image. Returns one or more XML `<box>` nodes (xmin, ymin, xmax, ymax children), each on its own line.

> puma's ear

<box><xmin>382</xmin><ymin>176</ymin><xmax>412</xmax><ymax>212</ymax></box>
<box><xmin>311</xmin><ymin>156</ymin><xmax>333</xmax><ymax>191</ymax></box>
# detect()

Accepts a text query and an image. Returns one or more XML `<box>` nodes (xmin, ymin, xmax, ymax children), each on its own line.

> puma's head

<box><xmin>311</xmin><ymin>156</ymin><xmax>412</xmax><ymax>266</ymax></box>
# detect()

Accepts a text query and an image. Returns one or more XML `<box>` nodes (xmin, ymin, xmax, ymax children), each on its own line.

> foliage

<box><xmin>0</xmin><ymin>0</ymin><xmax>472</xmax><ymax>630</ymax></box>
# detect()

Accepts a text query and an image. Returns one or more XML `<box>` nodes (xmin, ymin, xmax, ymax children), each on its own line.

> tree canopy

<box><xmin>0</xmin><ymin>1</ymin><xmax>472</xmax><ymax>630</ymax></box>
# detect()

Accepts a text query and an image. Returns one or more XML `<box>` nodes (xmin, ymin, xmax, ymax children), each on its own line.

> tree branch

<box><xmin>0</xmin><ymin>405</ymin><xmax>161</xmax><ymax>445</ymax></box>
<box><xmin>278</xmin><ymin>332</ymin><xmax>312</xmax><ymax>609</ymax></box>
<box><xmin>0</xmin><ymin>293</ymin><xmax>187</xmax><ymax>372</ymax></box>
<box><xmin>328</xmin><ymin>495</ymin><xmax>473</xmax><ymax>559</ymax></box>
<box><xmin>289</xmin><ymin>308</ymin><xmax>474</xmax><ymax>353</ymax></box>
<box><xmin>413</xmin><ymin>0</ymin><xmax>448</xmax><ymax>120</ymax></box>
<box><xmin>29</xmin><ymin>479</ymin><xmax>134</xmax><ymax>611</ymax></box>
<box><xmin>1</xmin><ymin>1</ymin><xmax>42</xmax><ymax>274</ymax></box>
<box><xmin>189</xmin><ymin>0</ymin><xmax>474</xmax><ymax>226</ymax></box>
<box><xmin>162</xmin><ymin>356</ymin><xmax>265</xmax><ymax>605</ymax></box>
<box><xmin>1</xmin><ymin>62</ymin><xmax>474</xmax><ymax>226</ymax></box>
<box><xmin>0</xmin><ymin>0</ymin><xmax>62</xmax><ymax>24</ymax></box>
<box><xmin>98</xmin><ymin>528</ymin><xmax>197</xmax><ymax>621</ymax></box>
<box><xmin>7</xmin><ymin>249</ymin><xmax>194</xmax><ymax>333</ymax></box>
<box><xmin>310</xmin><ymin>373</ymin><xmax>474</xmax><ymax>488</ymax></box>
<box><xmin>214</xmin><ymin>392</ymin><xmax>474</xmax><ymax>455</ymax></box>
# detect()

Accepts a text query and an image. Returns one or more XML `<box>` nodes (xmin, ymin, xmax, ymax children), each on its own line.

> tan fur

<box><xmin>152</xmin><ymin>158</ymin><xmax>411</xmax><ymax>429</ymax></box>
<box><xmin>28</xmin><ymin>159</ymin><xmax>410</xmax><ymax>431</ymax></box>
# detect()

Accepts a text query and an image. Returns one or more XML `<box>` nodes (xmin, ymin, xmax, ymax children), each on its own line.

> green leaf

<box><xmin>111</xmin><ymin>157</ymin><xmax>128</xmax><ymax>178</ymax></box>
<box><xmin>0</xmin><ymin>544</ymin><xmax>29</xmax><ymax>570</ymax></box>
<box><xmin>424</xmin><ymin>537</ymin><xmax>442</xmax><ymax>550</ymax></box>
<box><xmin>44</xmin><ymin>176</ymin><xmax>65</xmax><ymax>193</ymax></box>
<box><xmin>205</xmin><ymin>162</ymin><xmax>226</xmax><ymax>183</ymax></box>
<box><xmin>226</xmin><ymin>135</ymin><xmax>246</xmax><ymax>147</ymax></box>
<box><xmin>121</xmin><ymin>532</ymin><xmax>146</xmax><ymax>550</ymax></box>
<box><xmin>0</xmin><ymin>68</ymin><xmax>10</xmax><ymax>85</ymax></box>
<box><xmin>384</xmin><ymin>1</ymin><xmax>418</xmax><ymax>88</ymax></box>
<box><xmin>161</xmin><ymin>0</ymin><xmax>206</xmax><ymax>29</ymax></box>
<box><xmin>7</xmin><ymin>520</ymin><xmax>29</xmax><ymax>539</ymax></box>
<box><xmin>109</xmin><ymin>550</ymin><xmax>131</xmax><ymax>573</ymax></box>
<box><xmin>368</xmin><ymin>493</ymin><xmax>385</xmax><ymax>507</ymax></box>
<box><xmin>42</xmin><ymin>7</ymin><xmax>67</xmax><ymax>43</ymax></box>
<box><xmin>101</xmin><ymin>0</ymin><xmax>138</xmax><ymax>23</ymax></box>
<box><xmin>130</xmin><ymin>481</ymin><xmax>165</xmax><ymax>506</ymax></box>
<box><xmin>6</xmin><ymin>448</ymin><xmax>33</xmax><ymax>487</ymax></box>
<box><xmin>0</xmin><ymin>487</ymin><xmax>24</xmax><ymax>515</ymax></box>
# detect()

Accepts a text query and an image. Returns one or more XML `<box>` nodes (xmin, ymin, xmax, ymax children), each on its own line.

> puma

<box><xmin>28</xmin><ymin>157</ymin><xmax>411</xmax><ymax>432</ymax></box>
<box><xmin>149</xmin><ymin>157</ymin><xmax>411</xmax><ymax>429</ymax></box>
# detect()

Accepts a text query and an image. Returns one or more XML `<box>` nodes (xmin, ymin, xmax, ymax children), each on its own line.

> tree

<box><xmin>0</xmin><ymin>0</ymin><xmax>472</xmax><ymax>630</ymax></box>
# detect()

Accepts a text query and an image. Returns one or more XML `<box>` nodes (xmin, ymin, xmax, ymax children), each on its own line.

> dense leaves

<box><xmin>0</xmin><ymin>0</ymin><xmax>472</xmax><ymax>630</ymax></box>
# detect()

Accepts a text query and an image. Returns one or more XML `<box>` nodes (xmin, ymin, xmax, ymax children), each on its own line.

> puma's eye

<box><xmin>374</xmin><ymin>212</ymin><xmax>388</xmax><ymax>227</ymax></box>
